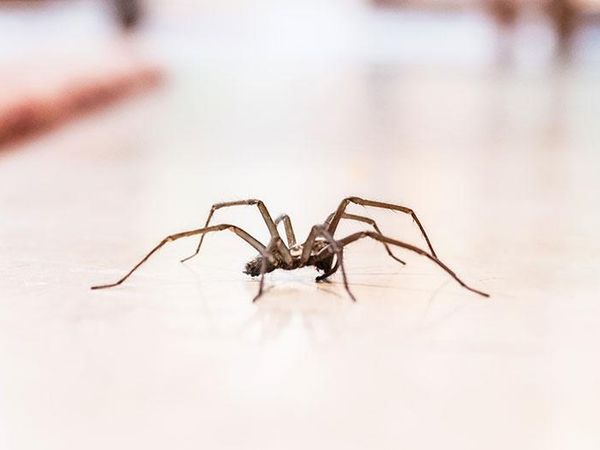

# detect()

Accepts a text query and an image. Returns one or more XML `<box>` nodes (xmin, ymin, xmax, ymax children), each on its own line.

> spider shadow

<box><xmin>182</xmin><ymin>262</ymin><xmax>475</xmax><ymax>343</ymax></box>
<box><xmin>178</xmin><ymin>262</ymin><xmax>349</xmax><ymax>342</ymax></box>
<box><xmin>236</xmin><ymin>269</ymin><xmax>464</xmax><ymax>343</ymax></box>
<box><xmin>234</xmin><ymin>273</ymin><xmax>357</xmax><ymax>343</ymax></box>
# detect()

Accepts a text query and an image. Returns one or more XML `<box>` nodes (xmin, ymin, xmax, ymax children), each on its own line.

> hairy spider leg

<box><xmin>301</xmin><ymin>225</ymin><xmax>356</xmax><ymax>301</ymax></box>
<box><xmin>326</xmin><ymin>197</ymin><xmax>438</xmax><ymax>258</ymax></box>
<box><xmin>180</xmin><ymin>199</ymin><xmax>292</xmax><ymax>265</ymax></box>
<box><xmin>91</xmin><ymin>224</ymin><xmax>269</xmax><ymax>290</ymax></box>
<box><xmin>337</xmin><ymin>231</ymin><xmax>489</xmax><ymax>298</ymax></box>
<box><xmin>274</xmin><ymin>214</ymin><xmax>297</xmax><ymax>248</ymax></box>
<box><xmin>325</xmin><ymin>212</ymin><xmax>406</xmax><ymax>265</ymax></box>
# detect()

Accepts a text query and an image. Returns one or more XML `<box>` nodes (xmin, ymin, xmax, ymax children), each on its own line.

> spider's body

<box><xmin>92</xmin><ymin>197</ymin><xmax>489</xmax><ymax>301</ymax></box>
<box><xmin>243</xmin><ymin>241</ymin><xmax>334</xmax><ymax>277</ymax></box>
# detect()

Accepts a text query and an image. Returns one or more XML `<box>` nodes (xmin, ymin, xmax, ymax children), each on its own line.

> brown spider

<box><xmin>91</xmin><ymin>197</ymin><xmax>489</xmax><ymax>301</ymax></box>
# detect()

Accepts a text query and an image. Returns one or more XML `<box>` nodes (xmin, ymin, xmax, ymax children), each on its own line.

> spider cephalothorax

<box><xmin>243</xmin><ymin>240</ymin><xmax>335</xmax><ymax>278</ymax></box>
<box><xmin>92</xmin><ymin>197</ymin><xmax>489</xmax><ymax>301</ymax></box>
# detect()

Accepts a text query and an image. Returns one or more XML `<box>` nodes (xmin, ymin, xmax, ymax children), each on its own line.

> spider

<box><xmin>91</xmin><ymin>196</ymin><xmax>489</xmax><ymax>301</ymax></box>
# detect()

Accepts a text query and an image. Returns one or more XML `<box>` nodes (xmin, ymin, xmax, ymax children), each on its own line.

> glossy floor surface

<box><xmin>1</xmin><ymin>4</ymin><xmax>600</xmax><ymax>450</ymax></box>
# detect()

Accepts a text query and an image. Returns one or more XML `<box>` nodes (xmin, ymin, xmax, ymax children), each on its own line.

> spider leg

<box><xmin>180</xmin><ymin>199</ymin><xmax>292</xmax><ymax>265</ymax></box>
<box><xmin>337</xmin><ymin>231</ymin><xmax>489</xmax><ymax>298</ymax></box>
<box><xmin>274</xmin><ymin>214</ymin><xmax>297</xmax><ymax>248</ymax></box>
<box><xmin>91</xmin><ymin>224</ymin><xmax>269</xmax><ymax>291</ymax></box>
<box><xmin>325</xmin><ymin>212</ymin><xmax>406</xmax><ymax>265</ymax></box>
<box><xmin>301</xmin><ymin>225</ymin><xmax>356</xmax><ymax>301</ymax></box>
<box><xmin>252</xmin><ymin>239</ymin><xmax>278</xmax><ymax>302</ymax></box>
<box><xmin>326</xmin><ymin>196</ymin><xmax>438</xmax><ymax>258</ymax></box>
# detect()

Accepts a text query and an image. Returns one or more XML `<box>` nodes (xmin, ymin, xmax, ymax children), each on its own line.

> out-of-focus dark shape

<box><xmin>488</xmin><ymin>0</ymin><xmax>579</xmax><ymax>56</ymax></box>
<box><xmin>489</xmin><ymin>0</ymin><xmax>518</xmax><ymax>28</ymax></box>
<box><xmin>0</xmin><ymin>63</ymin><xmax>162</xmax><ymax>148</ymax></box>
<box><xmin>0</xmin><ymin>0</ymin><xmax>158</xmax><ymax>148</ymax></box>
<box><xmin>547</xmin><ymin>0</ymin><xmax>578</xmax><ymax>55</ymax></box>
<box><xmin>0</xmin><ymin>0</ymin><xmax>143</xmax><ymax>29</ymax></box>
<box><xmin>373</xmin><ymin>0</ymin><xmax>600</xmax><ymax>59</ymax></box>
<box><xmin>113</xmin><ymin>0</ymin><xmax>142</xmax><ymax>30</ymax></box>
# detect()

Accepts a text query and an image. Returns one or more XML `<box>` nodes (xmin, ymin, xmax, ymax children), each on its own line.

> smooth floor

<box><xmin>1</xmin><ymin>4</ymin><xmax>599</xmax><ymax>450</ymax></box>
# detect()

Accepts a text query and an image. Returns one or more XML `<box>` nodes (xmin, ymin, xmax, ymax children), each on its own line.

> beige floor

<box><xmin>1</xmin><ymin>5</ymin><xmax>600</xmax><ymax>450</ymax></box>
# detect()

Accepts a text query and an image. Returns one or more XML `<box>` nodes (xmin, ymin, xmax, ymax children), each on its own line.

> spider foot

<box><xmin>315</xmin><ymin>273</ymin><xmax>332</xmax><ymax>282</ymax></box>
<box><xmin>180</xmin><ymin>253</ymin><xmax>198</xmax><ymax>264</ymax></box>
<box><xmin>390</xmin><ymin>255</ymin><xmax>407</xmax><ymax>265</ymax></box>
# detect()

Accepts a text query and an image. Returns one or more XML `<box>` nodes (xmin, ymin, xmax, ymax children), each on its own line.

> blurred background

<box><xmin>1</xmin><ymin>1</ymin><xmax>600</xmax><ymax>450</ymax></box>
<box><xmin>1</xmin><ymin>0</ymin><xmax>600</xmax><ymax>146</ymax></box>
